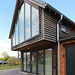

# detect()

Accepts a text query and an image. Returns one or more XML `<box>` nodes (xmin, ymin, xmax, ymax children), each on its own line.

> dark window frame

<box><xmin>62</xmin><ymin>24</ymin><xmax>68</xmax><ymax>34</ymax></box>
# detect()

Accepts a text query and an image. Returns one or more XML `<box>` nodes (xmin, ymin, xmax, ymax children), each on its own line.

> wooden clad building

<box><xmin>9</xmin><ymin>0</ymin><xmax>75</xmax><ymax>75</ymax></box>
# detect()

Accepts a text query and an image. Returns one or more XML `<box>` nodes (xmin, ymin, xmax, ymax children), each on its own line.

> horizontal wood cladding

<box><xmin>44</xmin><ymin>9</ymin><xmax>75</xmax><ymax>42</ymax></box>
<box><xmin>44</xmin><ymin>9</ymin><xmax>57</xmax><ymax>42</ymax></box>
<box><xmin>59</xmin><ymin>23</ymin><xmax>75</xmax><ymax>39</ymax></box>
<box><xmin>12</xmin><ymin>7</ymin><xmax>43</xmax><ymax>51</ymax></box>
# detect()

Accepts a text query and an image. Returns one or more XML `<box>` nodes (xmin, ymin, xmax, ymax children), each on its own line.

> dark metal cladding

<box><xmin>66</xmin><ymin>46</ymin><xmax>75</xmax><ymax>75</ymax></box>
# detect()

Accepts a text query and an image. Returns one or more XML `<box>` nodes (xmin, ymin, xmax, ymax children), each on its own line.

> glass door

<box><xmin>32</xmin><ymin>52</ymin><xmax>36</xmax><ymax>73</ymax></box>
<box><xmin>27</xmin><ymin>52</ymin><xmax>30</xmax><ymax>72</ymax></box>
<box><xmin>24</xmin><ymin>53</ymin><xmax>26</xmax><ymax>71</ymax></box>
<box><xmin>38</xmin><ymin>50</ymin><xmax>44</xmax><ymax>75</ymax></box>
<box><xmin>45</xmin><ymin>49</ymin><xmax>52</xmax><ymax>75</ymax></box>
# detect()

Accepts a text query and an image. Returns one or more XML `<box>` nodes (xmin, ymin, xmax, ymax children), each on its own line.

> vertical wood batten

<box><xmin>21</xmin><ymin>51</ymin><xmax>24</xmax><ymax>71</ymax></box>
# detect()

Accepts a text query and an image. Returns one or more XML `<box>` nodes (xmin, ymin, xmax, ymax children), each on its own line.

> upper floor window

<box><xmin>25</xmin><ymin>3</ymin><xmax>30</xmax><ymax>40</ymax></box>
<box><xmin>15</xmin><ymin>18</ymin><xmax>18</xmax><ymax>45</ymax></box>
<box><xmin>19</xmin><ymin>3</ymin><xmax>24</xmax><ymax>43</ymax></box>
<box><xmin>62</xmin><ymin>25</ymin><xmax>67</xmax><ymax>33</ymax></box>
<box><xmin>12</xmin><ymin>2</ymin><xmax>39</xmax><ymax>47</ymax></box>
<box><xmin>13</xmin><ymin>29</ymin><xmax>15</xmax><ymax>46</ymax></box>
<box><xmin>32</xmin><ymin>7</ymin><xmax>39</xmax><ymax>37</ymax></box>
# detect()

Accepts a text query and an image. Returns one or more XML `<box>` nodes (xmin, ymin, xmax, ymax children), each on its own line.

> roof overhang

<box><xmin>46</xmin><ymin>4</ymin><xmax>75</xmax><ymax>26</ymax></box>
<box><xmin>28</xmin><ymin>0</ymin><xmax>46</xmax><ymax>8</ymax></box>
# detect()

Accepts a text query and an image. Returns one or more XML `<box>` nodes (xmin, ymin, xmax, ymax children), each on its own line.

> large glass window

<box><xmin>45</xmin><ymin>49</ymin><xmax>52</xmax><ymax>75</ymax></box>
<box><xmin>24</xmin><ymin>53</ymin><xmax>26</xmax><ymax>71</ymax></box>
<box><xmin>19</xmin><ymin>4</ymin><xmax>24</xmax><ymax>43</ymax></box>
<box><xmin>15</xmin><ymin>19</ymin><xmax>18</xmax><ymax>45</ymax></box>
<box><xmin>32</xmin><ymin>7</ymin><xmax>39</xmax><ymax>37</ymax></box>
<box><xmin>12</xmin><ymin>2</ymin><xmax>39</xmax><ymax>47</ymax></box>
<box><xmin>38</xmin><ymin>50</ymin><xmax>44</xmax><ymax>75</ymax></box>
<box><xmin>25</xmin><ymin>3</ymin><xmax>30</xmax><ymax>40</ymax></box>
<box><xmin>27</xmin><ymin>52</ymin><xmax>30</xmax><ymax>72</ymax></box>
<box><xmin>13</xmin><ymin>31</ymin><xmax>15</xmax><ymax>46</ymax></box>
<box><xmin>32</xmin><ymin>52</ymin><xmax>36</xmax><ymax>73</ymax></box>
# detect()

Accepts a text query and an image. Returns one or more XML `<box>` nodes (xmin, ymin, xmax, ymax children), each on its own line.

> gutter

<box><xmin>57</xmin><ymin>14</ymin><xmax>63</xmax><ymax>75</ymax></box>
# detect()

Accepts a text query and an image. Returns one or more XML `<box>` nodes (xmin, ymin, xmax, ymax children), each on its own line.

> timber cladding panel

<box><xmin>44</xmin><ymin>9</ymin><xmax>57</xmax><ymax>42</ymax></box>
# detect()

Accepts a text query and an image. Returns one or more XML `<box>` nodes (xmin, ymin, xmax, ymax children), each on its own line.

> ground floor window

<box><xmin>23</xmin><ymin>48</ymin><xmax>52</xmax><ymax>75</ymax></box>
<box><xmin>45</xmin><ymin>49</ymin><xmax>52</xmax><ymax>75</ymax></box>
<box><xmin>32</xmin><ymin>52</ymin><xmax>36</xmax><ymax>73</ymax></box>
<box><xmin>27</xmin><ymin>52</ymin><xmax>30</xmax><ymax>72</ymax></box>
<box><xmin>23</xmin><ymin>53</ymin><xmax>26</xmax><ymax>71</ymax></box>
<box><xmin>38</xmin><ymin>50</ymin><xmax>44</xmax><ymax>75</ymax></box>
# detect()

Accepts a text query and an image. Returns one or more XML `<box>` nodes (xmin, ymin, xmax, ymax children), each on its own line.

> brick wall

<box><xmin>60</xmin><ymin>40</ymin><xmax>75</xmax><ymax>75</ymax></box>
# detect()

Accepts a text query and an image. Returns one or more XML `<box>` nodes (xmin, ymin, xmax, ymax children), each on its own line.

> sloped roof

<box><xmin>9</xmin><ymin>0</ymin><xmax>75</xmax><ymax>38</ymax></box>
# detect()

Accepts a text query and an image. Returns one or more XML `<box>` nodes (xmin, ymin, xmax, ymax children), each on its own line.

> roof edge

<box><xmin>28</xmin><ymin>0</ymin><xmax>46</xmax><ymax>8</ymax></box>
<box><xmin>46</xmin><ymin>3</ymin><xmax>75</xmax><ymax>25</ymax></box>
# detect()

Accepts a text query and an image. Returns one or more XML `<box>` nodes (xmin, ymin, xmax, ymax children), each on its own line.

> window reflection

<box><xmin>27</xmin><ymin>52</ymin><xmax>30</xmax><ymax>72</ymax></box>
<box><xmin>32</xmin><ymin>7</ymin><xmax>39</xmax><ymax>37</ymax></box>
<box><xmin>38</xmin><ymin>50</ymin><xmax>44</xmax><ymax>75</ymax></box>
<box><xmin>25</xmin><ymin>3</ymin><xmax>30</xmax><ymax>40</ymax></box>
<box><xmin>12</xmin><ymin>3</ymin><xmax>39</xmax><ymax>46</ymax></box>
<box><xmin>24</xmin><ymin>53</ymin><xmax>26</xmax><ymax>71</ymax></box>
<box><xmin>19</xmin><ymin>4</ymin><xmax>24</xmax><ymax>43</ymax></box>
<box><xmin>45</xmin><ymin>49</ymin><xmax>52</xmax><ymax>75</ymax></box>
<box><xmin>13</xmin><ymin>31</ymin><xmax>15</xmax><ymax>46</ymax></box>
<box><xmin>32</xmin><ymin>52</ymin><xmax>36</xmax><ymax>73</ymax></box>
<box><xmin>15</xmin><ymin>18</ymin><xmax>18</xmax><ymax>45</ymax></box>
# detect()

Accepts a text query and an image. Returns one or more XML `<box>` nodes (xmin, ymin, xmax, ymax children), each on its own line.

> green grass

<box><xmin>0</xmin><ymin>65</ymin><xmax>20</xmax><ymax>70</ymax></box>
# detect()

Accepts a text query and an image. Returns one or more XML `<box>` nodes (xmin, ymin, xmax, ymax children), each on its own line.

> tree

<box><xmin>7</xmin><ymin>57</ymin><xmax>18</xmax><ymax>66</ymax></box>
<box><xmin>4</xmin><ymin>55</ymin><xmax>10</xmax><ymax>61</ymax></box>
<box><xmin>1</xmin><ymin>52</ymin><xmax>8</xmax><ymax>58</ymax></box>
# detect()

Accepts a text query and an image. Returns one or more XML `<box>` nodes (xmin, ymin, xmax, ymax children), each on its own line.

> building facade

<box><xmin>9</xmin><ymin>0</ymin><xmax>75</xmax><ymax>75</ymax></box>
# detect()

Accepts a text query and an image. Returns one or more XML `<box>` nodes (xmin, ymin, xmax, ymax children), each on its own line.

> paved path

<box><xmin>0</xmin><ymin>68</ymin><xmax>36</xmax><ymax>75</ymax></box>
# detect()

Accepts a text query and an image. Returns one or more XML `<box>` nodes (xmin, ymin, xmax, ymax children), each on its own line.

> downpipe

<box><xmin>57</xmin><ymin>14</ymin><xmax>63</xmax><ymax>75</ymax></box>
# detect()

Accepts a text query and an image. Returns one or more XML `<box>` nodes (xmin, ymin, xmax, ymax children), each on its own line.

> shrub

<box><xmin>4</xmin><ymin>55</ymin><xmax>10</xmax><ymax>61</ymax></box>
<box><xmin>7</xmin><ymin>57</ymin><xmax>18</xmax><ymax>66</ymax></box>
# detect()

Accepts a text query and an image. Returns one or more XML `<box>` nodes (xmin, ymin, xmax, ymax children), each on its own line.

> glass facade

<box><xmin>32</xmin><ymin>7</ymin><xmax>39</xmax><ymax>37</ymax></box>
<box><xmin>12</xmin><ymin>2</ymin><xmax>39</xmax><ymax>47</ymax></box>
<box><xmin>25</xmin><ymin>3</ymin><xmax>30</xmax><ymax>40</ymax></box>
<box><xmin>13</xmin><ymin>31</ymin><xmax>15</xmax><ymax>46</ymax></box>
<box><xmin>19</xmin><ymin>4</ymin><xmax>24</xmax><ymax>43</ymax></box>
<box><xmin>23</xmin><ymin>49</ymin><xmax>52</xmax><ymax>75</ymax></box>
<box><xmin>27</xmin><ymin>52</ymin><xmax>30</xmax><ymax>72</ymax></box>
<box><xmin>24</xmin><ymin>53</ymin><xmax>26</xmax><ymax>71</ymax></box>
<box><xmin>15</xmin><ymin>18</ymin><xmax>18</xmax><ymax>45</ymax></box>
<box><xmin>45</xmin><ymin>49</ymin><xmax>52</xmax><ymax>75</ymax></box>
<box><xmin>32</xmin><ymin>52</ymin><xmax>36</xmax><ymax>73</ymax></box>
<box><xmin>38</xmin><ymin>50</ymin><xmax>44</xmax><ymax>75</ymax></box>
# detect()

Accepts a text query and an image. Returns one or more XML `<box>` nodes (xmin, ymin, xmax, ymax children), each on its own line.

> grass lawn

<box><xmin>0</xmin><ymin>65</ymin><xmax>20</xmax><ymax>70</ymax></box>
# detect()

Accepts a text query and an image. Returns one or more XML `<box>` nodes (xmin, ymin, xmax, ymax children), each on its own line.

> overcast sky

<box><xmin>0</xmin><ymin>0</ymin><xmax>75</xmax><ymax>57</ymax></box>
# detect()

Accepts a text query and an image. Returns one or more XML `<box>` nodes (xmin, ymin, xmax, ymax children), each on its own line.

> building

<box><xmin>9</xmin><ymin>0</ymin><xmax>75</xmax><ymax>75</ymax></box>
